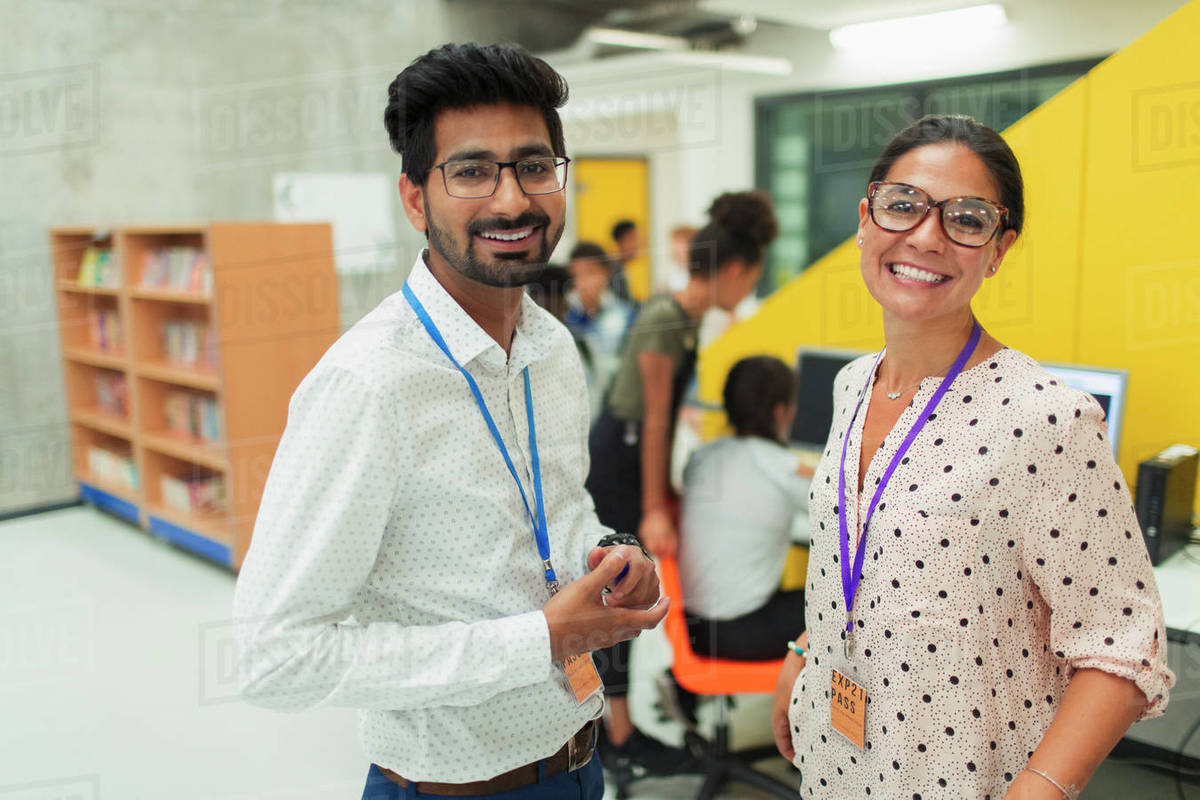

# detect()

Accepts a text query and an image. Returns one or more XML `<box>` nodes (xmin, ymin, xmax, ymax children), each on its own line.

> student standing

<box><xmin>587</xmin><ymin>190</ymin><xmax>778</xmax><ymax>770</ymax></box>
<box><xmin>772</xmin><ymin>115</ymin><xmax>1173</xmax><ymax>799</ymax></box>
<box><xmin>233</xmin><ymin>43</ymin><xmax>667</xmax><ymax>800</ymax></box>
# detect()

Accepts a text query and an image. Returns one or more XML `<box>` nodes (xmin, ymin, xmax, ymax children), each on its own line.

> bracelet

<box><xmin>596</xmin><ymin>532</ymin><xmax>652</xmax><ymax>560</ymax></box>
<box><xmin>1024</xmin><ymin>767</ymin><xmax>1080</xmax><ymax>800</ymax></box>
<box><xmin>786</xmin><ymin>640</ymin><xmax>807</xmax><ymax>657</ymax></box>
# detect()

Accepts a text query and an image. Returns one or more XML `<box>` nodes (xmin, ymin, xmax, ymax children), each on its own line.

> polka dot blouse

<box><xmin>788</xmin><ymin>347</ymin><xmax>1174</xmax><ymax>799</ymax></box>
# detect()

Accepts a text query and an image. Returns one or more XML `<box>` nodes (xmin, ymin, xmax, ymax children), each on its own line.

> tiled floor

<box><xmin>0</xmin><ymin>506</ymin><xmax>1194</xmax><ymax>799</ymax></box>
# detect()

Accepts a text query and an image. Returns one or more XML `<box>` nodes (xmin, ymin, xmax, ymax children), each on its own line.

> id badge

<box><xmin>560</xmin><ymin>652</ymin><xmax>603</xmax><ymax>704</ymax></box>
<box><xmin>829</xmin><ymin>631</ymin><xmax>868</xmax><ymax>749</ymax></box>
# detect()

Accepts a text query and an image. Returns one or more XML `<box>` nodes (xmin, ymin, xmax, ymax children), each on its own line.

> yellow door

<box><xmin>574</xmin><ymin>159</ymin><xmax>650</xmax><ymax>301</ymax></box>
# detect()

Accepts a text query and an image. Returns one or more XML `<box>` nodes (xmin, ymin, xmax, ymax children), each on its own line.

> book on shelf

<box><xmin>76</xmin><ymin>247</ymin><xmax>118</xmax><ymax>288</ymax></box>
<box><xmin>140</xmin><ymin>247</ymin><xmax>212</xmax><ymax>294</ymax></box>
<box><xmin>161</xmin><ymin>473</ymin><xmax>227</xmax><ymax>515</ymax></box>
<box><xmin>87</xmin><ymin>309</ymin><xmax>123</xmax><ymax>354</ymax></box>
<box><xmin>87</xmin><ymin>445</ymin><xmax>138</xmax><ymax>491</ymax></box>
<box><xmin>164</xmin><ymin>389</ymin><xmax>222</xmax><ymax>442</ymax></box>
<box><xmin>162</xmin><ymin>319</ymin><xmax>216</xmax><ymax>369</ymax></box>
<box><xmin>94</xmin><ymin>372</ymin><xmax>128</xmax><ymax>416</ymax></box>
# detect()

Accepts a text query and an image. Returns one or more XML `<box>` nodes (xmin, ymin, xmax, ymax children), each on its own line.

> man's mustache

<box><xmin>467</xmin><ymin>212</ymin><xmax>550</xmax><ymax>236</ymax></box>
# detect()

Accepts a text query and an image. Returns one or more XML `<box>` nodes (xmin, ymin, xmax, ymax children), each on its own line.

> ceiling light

<box><xmin>661</xmin><ymin>51</ymin><xmax>792</xmax><ymax>76</ymax></box>
<box><xmin>829</xmin><ymin>4</ymin><xmax>1008</xmax><ymax>52</ymax></box>
<box><xmin>585</xmin><ymin>27</ymin><xmax>689</xmax><ymax>51</ymax></box>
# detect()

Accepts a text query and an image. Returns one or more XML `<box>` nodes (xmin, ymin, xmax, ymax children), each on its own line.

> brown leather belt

<box><xmin>376</xmin><ymin>719</ymin><xmax>598</xmax><ymax>797</ymax></box>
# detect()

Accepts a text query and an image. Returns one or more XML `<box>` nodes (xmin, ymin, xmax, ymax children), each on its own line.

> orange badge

<box><xmin>562</xmin><ymin>652</ymin><xmax>603</xmax><ymax>704</ymax></box>
<box><xmin>830</xmin><ymin>668</ymin><xmax>867</xmax><ymax>749</ymax></box>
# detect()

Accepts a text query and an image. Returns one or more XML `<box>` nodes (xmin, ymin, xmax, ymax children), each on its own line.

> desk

<box><xmin>1117</xmin><ymin>538</ymin><xmax>1200</xmax><ymax>762</ymax></box>
<box><xmin>1152</xmin><ymin>542</ymin><xmax>1200</xmax><ymax>643</ymax></box>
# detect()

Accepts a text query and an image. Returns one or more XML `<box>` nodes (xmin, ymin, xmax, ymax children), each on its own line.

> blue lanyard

<box><xmin>837</xmin><ymin>320</ymin><xmax>982</xmax><ymax>643</ymax></box>
<box><xmin>402</xmin><ymin>282</ymin><xmax>558</xmax><ymax>592</ymax></box>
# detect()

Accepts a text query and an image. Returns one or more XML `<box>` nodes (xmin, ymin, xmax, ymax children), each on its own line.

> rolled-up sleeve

<box><xmin>232</xmin><ymin>365</ymin><xmax>553</xmax><ymax>713</ymax></box>
<box><xmin>1025</xmin><ymin>397</ymin><xmax>1175</xmax><ymax>718</ymax></box>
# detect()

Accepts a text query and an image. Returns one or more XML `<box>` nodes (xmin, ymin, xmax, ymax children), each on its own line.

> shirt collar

<box><xmin>406</xmin><ymin>252</ymin><xmax>555</xmax><ymax>373</ymax></box>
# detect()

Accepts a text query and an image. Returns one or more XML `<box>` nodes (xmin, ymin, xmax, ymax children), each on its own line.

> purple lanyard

<box><xmin>837</xmin><ymin>321</ymin><xmax>982</xmax><ymax>641</ymax></box>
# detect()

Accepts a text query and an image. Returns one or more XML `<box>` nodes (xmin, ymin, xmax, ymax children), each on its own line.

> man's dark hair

<box><xmin>868</xmin><ymin>114</ymin><xmax>1025</xmax><ymax>236</ymax></box>
<box><xmin>384</xmin><ymin>42</ymin><xmax>568</xmax><ymax>184</ymax></box>
<box><xmin>569</xmin><ymin>241</ymin><xmax>608</xmax><ymax>263</ymax></box>
<box><xmin>723</xmin><ymin>355</ymin><xmax>795</xmax><ymax>442</ymax></box>
<box><xmin>611</xmin><ymin>220</ymin><xmax>636</xmax><ymax>243</ymax></box>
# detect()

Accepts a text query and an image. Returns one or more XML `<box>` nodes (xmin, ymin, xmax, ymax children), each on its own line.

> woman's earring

<box><xmin>857</xmin><ymin>238</ymin><xmax>863</xmax><ymax>246</ymax></box>
<box><xmin>989</xmin><ymin>266</ymin><xmax>997</xmax><ymax>273</ymax></box>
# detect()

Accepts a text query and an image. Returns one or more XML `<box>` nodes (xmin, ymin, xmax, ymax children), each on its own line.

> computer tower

<box><xmin>1135</xmin><ymin>445</ymin><xmax>1198</xmax><ymax>565</ymax></box>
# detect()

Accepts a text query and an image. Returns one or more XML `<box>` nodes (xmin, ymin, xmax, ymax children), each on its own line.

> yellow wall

<box><xmin>700</xmin><ymin>1</ymin><xmax>1200</xmax><ymax>514</ymax></box>
<box><xmin>574</xmin><ymin>158</ymin><xmax>652</xmax><ymax>301</ymax></box>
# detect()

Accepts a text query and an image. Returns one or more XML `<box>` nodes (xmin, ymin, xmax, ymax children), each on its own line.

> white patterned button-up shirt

<box><xmin>234</xmin><ymin>253</ymin><xmax>608</xmax><ymax>782</ymax></box>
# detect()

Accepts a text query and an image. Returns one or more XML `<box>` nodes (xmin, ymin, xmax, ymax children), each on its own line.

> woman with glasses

<box><xmin>771</xmin><ymin>115</ymin><xmax>1173</xmax><ymax>799</ymax></box>
<box><xmin>587</xmin><ymin>190</ymin><xmax>778</xmax><ymax>774</ymax></box>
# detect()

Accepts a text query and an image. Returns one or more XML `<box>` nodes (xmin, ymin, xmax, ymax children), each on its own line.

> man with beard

<box><xmin>233</xmin><ymin>43</ymin><xmax>667</xmax><ymax>800</ymax></box>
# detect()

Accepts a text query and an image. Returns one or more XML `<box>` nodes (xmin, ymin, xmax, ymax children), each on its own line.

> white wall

<box><xmin>556</xmin><ymin>0</ymin><xmax>1189</xmax><ymax>288</ymax></box>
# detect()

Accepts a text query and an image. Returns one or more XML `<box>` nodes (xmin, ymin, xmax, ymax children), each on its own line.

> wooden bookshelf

<box><xmin>51</xmin><ymin>223</ymin><xmax>339</xmax><ymax>570</ymax></box>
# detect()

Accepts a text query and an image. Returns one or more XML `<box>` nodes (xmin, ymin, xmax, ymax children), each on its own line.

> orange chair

<box><xmin>655</xmin><ymin>556</ymin><xmax>799</xmax><ymax>799</ymax></box>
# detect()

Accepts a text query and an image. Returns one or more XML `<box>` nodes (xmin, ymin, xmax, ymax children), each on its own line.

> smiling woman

<box><xmin>772</xmin><ymin>114</ymin><xmax>1174</xmax><ymax>800</ymax></box>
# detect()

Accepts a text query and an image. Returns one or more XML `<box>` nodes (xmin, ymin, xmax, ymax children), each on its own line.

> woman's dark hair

<box><xmin>688</xmin><ymin>190</ymin><xmax>779</xmax><ymax>277</ymax></box>
<box><xmin>723</xmin><ymin>355</ymin><xmax>795</xmax><ymax>442</ymax></box>
<box><xmin>384</xmin><ymin>42</ymin><xmax>568</xmax><ymax>184</ymax></box>
<box><xmin>868</xmin><ymin>114</ymin><xmax>1025</xmax><ymax>236</ymax></box>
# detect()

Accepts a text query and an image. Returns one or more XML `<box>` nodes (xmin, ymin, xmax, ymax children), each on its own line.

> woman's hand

<box><xmin>638</xmin><ymin>507</ymin><xmax>678</xmax><ymax>559</ymax></box>
<box><xmin>772</xmin><ymin>647</ymin><xmax>806</xmax><ymax>761</ymax></box>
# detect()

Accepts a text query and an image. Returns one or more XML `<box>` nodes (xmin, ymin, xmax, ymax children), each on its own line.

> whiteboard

<box><xmin>273</xmin><ymin>172</ymin><xmax>397</xmax><ymax>274</ymax></box>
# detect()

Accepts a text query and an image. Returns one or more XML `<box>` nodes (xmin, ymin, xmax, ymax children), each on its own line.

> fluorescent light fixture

<box><xmin>585</xmin><ymin>27</ymin><xmax>688</xmax><ymax>51</ymax></box>
<box><xmin>829</xmin><ymin>4</ymin><xmax>1008</xmax><ymax>51</ymax></box>
<box><xmin>662</xmin><ymin>51</ymin><xmax>793</xmax><ymax>76</ymax></box>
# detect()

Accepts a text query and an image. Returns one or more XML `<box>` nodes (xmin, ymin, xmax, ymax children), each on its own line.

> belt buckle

<box><xmin>567</xmin><ymin>721</ymin><xmax>597</xmax><ymax>772</ymax></box>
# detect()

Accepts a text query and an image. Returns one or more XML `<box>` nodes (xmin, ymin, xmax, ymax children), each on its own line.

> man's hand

<box><xmin>638</xmin><ymin>507</ymin><xmax>678</xmax><ymax>559</ymax></box>
<box><xmin>543</xmin><ymin>550</ymin><xmax>669</xmax><ymax>663</ymax></box>
<box><xmin>586</xmin><ymin>544</ymin><xmax>659</xmax><ymax>610</ymax></box>
<box><xmin>772</xmin><ymin>649</ymin><xmax>806</xmax><ymax>761</ymax></box>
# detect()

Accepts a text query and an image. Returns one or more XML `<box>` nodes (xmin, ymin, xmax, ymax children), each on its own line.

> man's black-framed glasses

<box><xmin>868</xmin><ymin>181</ymin><xmax>1008</xmax><ymax>248</ymax></box>
<box><xmin>433</xmin><ymin>156</ymin><xmax>571</xmax><ymax>199</ymax></box>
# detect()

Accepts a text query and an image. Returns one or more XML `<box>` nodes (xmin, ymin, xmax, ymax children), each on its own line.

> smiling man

<box><xmin>233</xmin><ymin>43</ymin><xmax>667</xmax><ymax>800</ymax></box>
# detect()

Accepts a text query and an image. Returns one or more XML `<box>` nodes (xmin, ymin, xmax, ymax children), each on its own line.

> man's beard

<box><xmin>426</xmin><ymin>204</ymin><xmax>564</xmax><ymax>288</ymax></box>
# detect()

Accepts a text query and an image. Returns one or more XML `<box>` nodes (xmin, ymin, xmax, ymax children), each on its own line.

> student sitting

<box><xmin>679</xmin><ymin>355</ymin><xmax>810</xmax><ymax>661</ymax></box>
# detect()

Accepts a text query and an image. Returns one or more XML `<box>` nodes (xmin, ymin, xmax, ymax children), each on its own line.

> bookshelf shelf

<box><xmin>129</xmin><ymin>287</ymin><xmax>212</xmax><ymax>305</ymax></box>
<box><xmin>70</xmin><ymin>408</ymin><xmax>133</xmax><ymax>440</ymax></box>
<box><xmin>52</xmin><ymin>222</ymin><xmax>338</xmax><ymax>570</ymax></box>
<box><xmin>145</xmin><ymin>500</ymin><xmax>232</xmax><ymax>539</ymax></box>
<box><xmin>57</xmin><ymin>280</ymin><xmax>121</xmax><ymax>296</ymax></box>
<box><xmin>78</xmin><ymin>470</ymin><xmax>140</xmax><ymax>506</ymax></box>
<box><xmin>135</xmin><ymin>361</ymin><xmax>219</xmax><ymax>391</ymax></box>
<box><xmin>141</xmin><ymin>430</ymin><xmax>229</xmax><ymax>471</ymax></box>
<box><xmin>63</xmin><ymin>345</ymin><xmax>127</xmax><ymax>371</ymax></box>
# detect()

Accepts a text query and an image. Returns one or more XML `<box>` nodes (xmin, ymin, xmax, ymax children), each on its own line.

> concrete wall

<box><xmin>0</xmin><ymin>0</ymin><xmax>523</xmax><ymax>514</ymax></box>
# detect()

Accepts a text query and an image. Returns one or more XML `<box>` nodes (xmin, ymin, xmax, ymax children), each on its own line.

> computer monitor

<box><xmin>789</xmin><ymin>347</ymin><xmax>865</xmax><ymax>451</ymax></box>
<box><xmin>1040</xmin><ymin>363</ymin><xmax>1128</xmax><ymax>456</ymax></box>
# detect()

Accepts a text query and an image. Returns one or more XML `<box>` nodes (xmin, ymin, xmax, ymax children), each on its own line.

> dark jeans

<box><xmin>685</xmin><ymin>588</ymin><xmax>806</xmax><ymax>661</ymax></box>
<box><xmin>585</xmin><ymin>411</ymin><xmax>643</xmax><ymax>697</ymax></box>
<box><xmin>361</xmin><ymin>757</ymin><xmax>604</xmax><ymax>799</ymax></box>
